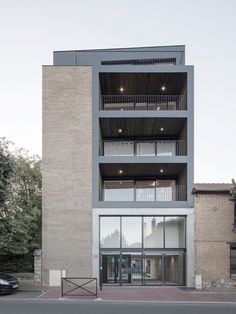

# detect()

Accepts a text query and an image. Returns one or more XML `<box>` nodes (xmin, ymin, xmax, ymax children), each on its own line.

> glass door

<box><xmin>102</xmin><ymin>254</ymin><xmax>119</xmax><ymax>284</ymax></box>
<box><xmin>143</xmin><ymin>251</ymin><xmax>185</xmax><ymax>286</ymax></box>
<box><xmin>102</xmin><ymin>254</ymin><xmax>133</xmax><ymax>284</ymax></box>
<box><xmin>164</xmin><ymin>251</ymin><xmax>185</xmax><ymax>286</ymax></box>
<box><xmin>122</xmin><ymin>252</ymin><xmax>142</xmax><ymax>285</ymax></box>
<box><xmin>143</xmin><ymin>252</ymin><xmax>163</xmax><ymax>285</ymax></box>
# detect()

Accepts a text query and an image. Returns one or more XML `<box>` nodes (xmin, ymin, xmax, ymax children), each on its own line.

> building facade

<box><xmin>193</xmin><ymin>184</ymin><xmax>236</xmax><ymax>288</ymax></box>
<box><xmin>42</xmin><ymin>46</ymin><xmax>194</xmax><ymax>286</ymax></box>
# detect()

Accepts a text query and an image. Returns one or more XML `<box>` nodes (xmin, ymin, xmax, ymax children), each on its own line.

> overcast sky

<box><xmin>0</xmin><ymin>0</ymin><xmax>235</xmax><ymax>183</ymax></box>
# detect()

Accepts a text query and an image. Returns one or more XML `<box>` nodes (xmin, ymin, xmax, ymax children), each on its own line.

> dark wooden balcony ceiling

<box><xmin>100</xmin><ymin>118</ymin><xmax>187</xmax><ymax>139</ymax></box>
<box><xmin>100</xmin><ymin>163</ymin><xmax>187</xmax><ymax>179</ymax></box>
<box><xmin>99</xmin><ymin>73</ymin><xmax>187</xmax><ymax>95</ymax></box>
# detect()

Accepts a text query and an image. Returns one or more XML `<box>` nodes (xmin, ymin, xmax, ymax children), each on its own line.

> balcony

<box><xmin>102</xmin><ymin>180</ymin><xmax>186</xmax><ymax>202</ymax></box>
<box><xmin>101</xmin><ymin>95</ymin><xmax>187</xmax><ymax>111</ymax></box>
<box><xmin>101</xmin><ymin>139</ymin><xmax>187</xmax><ymax>156</ymax></box>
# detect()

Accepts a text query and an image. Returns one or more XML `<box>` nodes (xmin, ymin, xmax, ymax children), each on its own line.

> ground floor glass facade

<box><xmin>100</xmin><ymin>216</ymin><xmax>186</xmax><ymax>286</ymax></box>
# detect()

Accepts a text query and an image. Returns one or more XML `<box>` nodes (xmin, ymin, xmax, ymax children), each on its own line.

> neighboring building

<box><xmin>193</xmin><ymin>184</ymin><xmax>236</xmax><ymax>288</ymax></box>
<box><xmin>42</xmin><ymin>45</ymin><xmax>194</xmax><ymax>286</ymax></box>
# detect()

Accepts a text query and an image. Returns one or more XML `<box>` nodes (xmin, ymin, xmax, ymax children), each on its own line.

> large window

<box><xmin>122</xmin><ymin>217</ymin><xmax>142</xmax><ymax>248</ymax></box>
<box><xmin>100</xmin><ymin>216</ymin><xmax>185</xmax><ymax>249</ymax></box>
<box><xmin>100</xmin><ymin>217</ymin><xmax>120</xmax><ymax>248</ymax></box>
<box><xmin>144</xmin><ymin>217</ymin><xmax>164</xmax><ymax>248</ymax></box>
<box><xmin>165</xmin><ymin>217</ymin><xmax>185</xmax><ymax>248</ymax></box>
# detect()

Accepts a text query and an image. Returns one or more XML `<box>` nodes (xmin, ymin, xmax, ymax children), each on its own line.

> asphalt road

<box><xmin>0</xmin><ymin>301</ymin><xmax>236</xmax><ymax>314</ymax></box>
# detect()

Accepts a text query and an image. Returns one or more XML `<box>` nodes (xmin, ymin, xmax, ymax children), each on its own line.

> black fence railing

<box><xmin>101</xmin><ymin>139</ymin><xmax>187</xmax><ymax>156</ymax></box>
<box><xmin>61</xmin><ymin>277</ymin><xmax>97</xmax><ymax>298</ymax></box>
<box><xmin>101</xmin><ymin>95</ymin><xmax>187</xmax><ymax>110</ymax></box>
<box><xmin>102</xmin><ymin>181</ymin><xmax>187</xmax><ymax>202</ymax></box>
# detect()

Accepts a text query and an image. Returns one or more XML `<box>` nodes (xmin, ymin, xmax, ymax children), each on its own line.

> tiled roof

<box><xmin>193</xmin><ymin>183</ymin><xmax>233</xmax><ymax>193</ymax></box>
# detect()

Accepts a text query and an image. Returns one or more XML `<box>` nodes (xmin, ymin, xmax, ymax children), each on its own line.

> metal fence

<box><xmin>61</xmin><ymin>277</ymin><xmax>97</xmax><ymax>298</ymax></box>
<box><xmin>101</xmin><ymin>95</ymin><xmax>187</xmax><ymax>110</ymax></box>
<box><xmin>103</xmin><ymin>181</ymin><xmax>187</xmax><ymax>202</ymax></box>
<box><xmin>102</xmin><ymin>139</ymin><xmax>187</xmax><ymax>156</ymax></box>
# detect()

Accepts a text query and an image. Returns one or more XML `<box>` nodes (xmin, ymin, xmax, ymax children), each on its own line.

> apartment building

<box><xmin>42</xmin><ymin>45</ymin><xmax>194</xmax><ymax>286</ymax></box>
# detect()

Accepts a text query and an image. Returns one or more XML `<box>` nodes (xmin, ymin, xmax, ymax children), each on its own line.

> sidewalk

<box><xmin>36</xmin><ymin>285</ymin><xmax>236</xmax><ymax>303</ymax></box>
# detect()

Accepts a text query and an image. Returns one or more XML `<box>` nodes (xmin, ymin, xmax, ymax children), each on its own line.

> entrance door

<box><xmin>102</xmin><ymin>254</ymin><xmax>131</xmax><ymax>284</ymax></box>
<box><xmin>143</xmin><ymin>252</ymin><xmax>163</xmax><ymax>285</ymax></box>
<box><xmin>164</xmin><ymin>251</ymin><xmax>185</xmax><ymax>285</ymax></box>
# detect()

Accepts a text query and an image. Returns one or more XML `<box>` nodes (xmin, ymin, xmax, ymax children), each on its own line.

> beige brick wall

<box><xmin>195</xmin><ymin>193</ymin><xmax>236</xmax><ymax>281</ymax></box>
<box><xmin>42</xmin><ymin>66</ymin><xmax>92</xmax><ymax>285</ymax></box>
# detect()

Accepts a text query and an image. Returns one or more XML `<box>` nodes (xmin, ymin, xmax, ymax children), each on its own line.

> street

<box><xmin>0</xmin><ymin>300</ymin><xmax>236</xmax><ymax>314</ymax></box>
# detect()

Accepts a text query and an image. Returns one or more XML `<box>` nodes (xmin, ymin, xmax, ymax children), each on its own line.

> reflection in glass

<box><xmin>100</xmin><ymin>217</ymin><xmax>120</xmax><ymax>248</ymax></box>
<box><xmin>122</xmin><ymin>217</ymin><xmax>142</xmax><ymax>248</ymax></box>
<box><xmin>165</xmin><ymin>217</ymin><xmax>185</xmax><ymax>248</ymax></box>
<box><xmin>143</xmin><ymin>217</ymin><xmax>164</xmax><ymax>248</ymax></box>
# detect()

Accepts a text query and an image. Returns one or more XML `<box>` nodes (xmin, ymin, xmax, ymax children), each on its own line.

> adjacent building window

<box><xmin>230</xmin><ymin>246</ymin><xmax>236</xmax><ymax>278</ymax></box>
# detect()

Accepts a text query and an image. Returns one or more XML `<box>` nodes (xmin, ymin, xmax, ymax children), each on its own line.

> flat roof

<box><xmin>54</xmin><ymin>45</ymin><xmax>185</xmax><ymax>53</ymax></box>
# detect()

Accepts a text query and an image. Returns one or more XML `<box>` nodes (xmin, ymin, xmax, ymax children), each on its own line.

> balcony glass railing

<box><xmin>101</xmin><ymin>95</ymin><xmax>187</xmax><ymax>111</ymax></box>
<box><xmin>102</xmin><ymin>140</ymin><xmax>187</xmax><ymax>156</ymax></box>
<box><xmin>102</xmin><ymin>180</ymin><xmax>187</xmax><ymax>201</ymax></box>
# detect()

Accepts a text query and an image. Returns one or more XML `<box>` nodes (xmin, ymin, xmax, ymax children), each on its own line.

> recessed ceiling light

<box><xmin>119</xmin><ymin>169</ymin><xmax>123</xmax><ymax>174</ymax></box>
<box><xmin>120</xmin><ymin>87</ymin><xmax>124</xmax><ymax>92</ymax></box>
<box><xmin>161</xmin><ymin>85</ymin><xmax>166</xmax><ymax>91</ymax></box>
<box><xmin>118</xmin><ymin>128</ymin><xmax>123</xmax><ymax>134</ymax></box>
<box><xmin>160</xmin><ymin>127</ymin><xmax>164</xmax><ymax>132</ymax></box>
<box><xmin>160</xmin><ymin>169</ymin><xmax>164</xmax><ymax>173</ymax></box>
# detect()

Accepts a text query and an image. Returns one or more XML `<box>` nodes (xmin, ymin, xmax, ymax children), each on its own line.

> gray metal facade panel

<box><xmin>52</xmin><ymin>46</ymin><xmax>193</xmax><ymax>209</ymax></box>
<box><xmin>53</xmin><ymin>45</ymin><xmax>186</xmax><ymax>66</ymax></box>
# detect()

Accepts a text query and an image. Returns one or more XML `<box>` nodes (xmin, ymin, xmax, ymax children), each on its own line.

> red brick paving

<box><xmin>38</xmin><ymin>286</ymin><xmax>236</xmax><ymax>303</ymax></box>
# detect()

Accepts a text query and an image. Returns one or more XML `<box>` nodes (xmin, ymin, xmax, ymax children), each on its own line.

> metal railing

<box><xmin>102</xmin><ymin>139</ymin><xmax>187</xmax><ymax>156</ymax></box>
<box><xmin>102</xmin><ymin>181</ymin><xmax>187</xmax><ymax>201</ymax></box>
<box><xmin>101</xmin><ymin>95</ymin><xmax>187</xmax><ymax>110</ymax></box>
<box><xmin>61</xmin><ymin>277</ymin><xmax>97</xmax><ymax>298</ymax></box>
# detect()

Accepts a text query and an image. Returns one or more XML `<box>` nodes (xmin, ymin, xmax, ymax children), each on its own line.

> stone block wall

<box><xmin>34</xmin><ymin>249</ymin><xmax>42</xmax><ymax>285</ymax></box>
